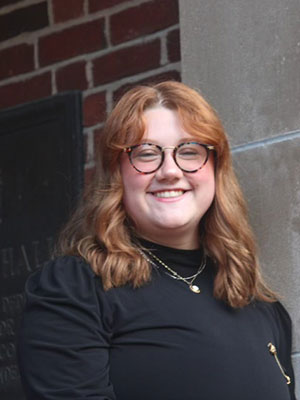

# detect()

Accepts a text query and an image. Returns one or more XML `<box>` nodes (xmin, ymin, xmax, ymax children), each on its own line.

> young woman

<box><xmin>18</xmin><ymin>81</ymin><xmax>296</xmax><ymax>399</ymax></box>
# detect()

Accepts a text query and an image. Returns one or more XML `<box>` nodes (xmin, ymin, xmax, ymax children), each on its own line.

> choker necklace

<box><xmin>138</xmin><ymin>248</ymin><xmax>206</xmax><ymax>294</ymax></box>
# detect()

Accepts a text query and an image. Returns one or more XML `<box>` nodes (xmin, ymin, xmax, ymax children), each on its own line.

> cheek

<box><xmin>120</xmin><ymin>156</ymin><xmax>136</xmax><ymax>191</ymax></box>
<box><xmin>121</xmin><ymin>178</ymin><xmax>149</xmax><ymax>228</ymax></box>
<box><xmin>192</xmin><ymin>159</ymin><xmax>215</xmax><ymax>191</ymax></box>
<box><xmin>120</xmin><ymin>154</ymin><xmax>154</xmax><ymax>191</ymax></box>
<box><xmin>120</xmin><ymin>157</ymin><xmax>149</xmax><ymax>216</ymax></box>
<box><xmin>121</xmin><ymin>166</ymin><xmax>145</xmax><ymax>195</ymax></box>
<box><xmin>203</xmin><ymin>156</ymin><xmax>216</xmax><ymax>191</ymax></box>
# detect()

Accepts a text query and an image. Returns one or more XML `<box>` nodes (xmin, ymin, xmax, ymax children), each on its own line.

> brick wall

<box><xmin>0</xmin><ymin>0</ymin><xmax>181</xmax><ymax>181</ymax></box>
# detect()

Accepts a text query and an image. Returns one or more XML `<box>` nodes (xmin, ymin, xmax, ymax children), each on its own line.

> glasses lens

<box><xmin>130</xmin><ymin>144</ymin><xmax>162</xmax><ymax>173</ymax></box>
<box><xmin>176</xmin><ymin>143</ymin><xmax>208</xmax><ymax>172</ymax></box>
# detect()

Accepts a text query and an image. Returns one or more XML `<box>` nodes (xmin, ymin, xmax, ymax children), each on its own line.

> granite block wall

<box><xmin>179</xmin><ymin>0</ymin><xmax>300</xmax><ymax>396</ymax></box>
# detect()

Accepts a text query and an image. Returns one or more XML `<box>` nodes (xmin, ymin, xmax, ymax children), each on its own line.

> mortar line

<box><xmin>232</xmin><ymin>130</ymin><xmax>300</xmax><ymax>153</ymax></box>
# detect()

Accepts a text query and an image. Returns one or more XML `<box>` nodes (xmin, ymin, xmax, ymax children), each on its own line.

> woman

<box><xmin>18</xmin><ymin>81</ymin><xmax>296</xmax><ymax>399</ymax></box>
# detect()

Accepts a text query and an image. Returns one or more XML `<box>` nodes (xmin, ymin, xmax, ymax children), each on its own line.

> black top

<box><xmin>18</xmin><ymin>240</ymin><xmax>296</xmax><ymax>400</ymax></box>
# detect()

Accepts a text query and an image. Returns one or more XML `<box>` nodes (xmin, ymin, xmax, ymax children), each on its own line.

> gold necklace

<box><xmin>139</xmin><ymin>248</ymin><xmax>206</xmax><ymax>294</ymax></box>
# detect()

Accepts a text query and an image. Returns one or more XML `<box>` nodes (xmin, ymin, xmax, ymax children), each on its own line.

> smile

<box><xmin>152</xmin><ymin>190</ymin><xmax>186</xmax><ymax>198</ymax></box>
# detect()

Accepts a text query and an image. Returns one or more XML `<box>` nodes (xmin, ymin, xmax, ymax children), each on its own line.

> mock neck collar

<box><xmin>136</xmin><ymin>237</ymin><xmax>204</xmax><ymax>270</ymax></box>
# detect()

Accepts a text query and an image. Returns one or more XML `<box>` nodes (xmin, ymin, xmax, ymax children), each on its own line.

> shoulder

<box><xmin>253</xmin><ymin>300</ymin><xmax>293</xmax><ymax>345</ymax></box>
<box><xmin>272</xmin><ymin>301</ymin><xmax>292</xmax><ymax>327</ymax></box>
<box><xmin>262</xmin><ymin>300</ymin><xmax>292</xmax><ymax>332</ymax></box>
<box><xmin>28</xmin><ymin>255</ymin><xmax>95</xmax><ymax>287</ymax></box>
<box><xmin>25</xmin><ymin>255</ymin><xmax>104</xmax><ymax>306</ymax></box>
<box><xmin>271</xmin><ymin>301</ymin><xmax>293</xmax><ymax>344</ymax></box>
<box><xmin>24</xmin><ymin>255</ymin><xmax>115</xmax><ymax>330</ymax></box>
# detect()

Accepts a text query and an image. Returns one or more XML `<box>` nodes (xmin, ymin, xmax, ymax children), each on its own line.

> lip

<box><xmin>149</xmin><ymin>188</ymin><xmax>189</xmax><ymax>194</ymax></box>
<box><xmin>148</xmin><ymin>188</ymin><xmax>191</xmax><ymax>201</ymax></box>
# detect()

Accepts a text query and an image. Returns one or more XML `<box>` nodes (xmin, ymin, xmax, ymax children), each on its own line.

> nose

<box><xmin>155</xmin><ymin>149</ymin><xmax>183</xmax><ymax>181</ymax></box>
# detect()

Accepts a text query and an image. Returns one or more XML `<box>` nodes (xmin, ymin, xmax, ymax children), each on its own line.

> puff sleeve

<box><xmin>17</xmin><ymin>256</ymin><xmax>116</xmax><ymax>400</ymax></box>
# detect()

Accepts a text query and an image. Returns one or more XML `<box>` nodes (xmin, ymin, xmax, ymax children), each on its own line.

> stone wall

<box><xmin>179</xmin><ymin>0</ymin><xmax>300</xmax><ymax>396</ymax></box>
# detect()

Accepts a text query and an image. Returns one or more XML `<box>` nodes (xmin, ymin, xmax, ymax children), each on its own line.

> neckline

<box><xmin>137</xmin><ymin>237</ymin><xmax>203</xmax><ymax>255</ymax></box>
<box><xmin>136</xmin><ymin>237</ymin><xmax>204</xmax><ymax>271</ymax></box>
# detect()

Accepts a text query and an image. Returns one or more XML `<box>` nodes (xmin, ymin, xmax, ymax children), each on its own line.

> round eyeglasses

<box><xmin>123</xmin><ymin>142</ymin><xmax>215</xmax><ymax>174</ymax></box>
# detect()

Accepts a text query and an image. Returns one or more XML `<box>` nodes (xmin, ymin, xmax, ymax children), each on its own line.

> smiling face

<box><xmin>120</xmin><ymin>106</ymin><xmax>215</xmax><ymax>249</ymax></box>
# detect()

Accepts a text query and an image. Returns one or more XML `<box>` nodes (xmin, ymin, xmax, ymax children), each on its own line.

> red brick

<box><xmin>53</xmin><ymin>0</ymin><xmax>84</xmax><ymax>23</ymax></box>
<box><xmin>84</xmin><ymin>133</ymin><xmax>89</xmax><ymax>164</ymax></box>
<box><xmin>110</xmin><ymin>0</ymin><xmax>179</xmax><ymax>45</ymax></box>
<box><xmin>93</xmin><ymin>126</ymin><xmax>103</xmax><ymax>155</ymax></box>
<box><xmin>0</xmin><ymin>72</ymin><xmax>51</xmax><ymax>110</ymax></box>
<box><xmin>0</xmin><ymin>2</ymin><xmax>48</xmax><ymax>42</ymax></box>
<box><xmin>93</xmin><ymin>40</ymin><xmax>161</xmax><ymax>86</ymax></box>
<box><xmin>39</xmin><ymin>19</ymin><xmax>106</xmax><ymax>66</ymax></box>
<box><xmin>89</xmin><ymin>0</ymin><xmax>127</xmax><ymax>13</ymax></box>
<box><xmin>113</xmin><ymin>70</ymin><xmax>181</xmax><ymax>103</ymax></box>
<box><xmin>56</xmin><ymin>61</ymin><xmax>88</xmax><ymax>91</ymax></box>
<box><xmin>167</xmin><ymin>29</ymin><xmax>180</xmax><ymax>62</ymax></box>
<box><xmin>0</xmin><ymin>44</ymin><xmax>34</xmax><ymax>80</ymax></box>
<box><xmin>83</xmin><ymin>92</ymin><xmax>106</xmax><ymax>127</ymax></box>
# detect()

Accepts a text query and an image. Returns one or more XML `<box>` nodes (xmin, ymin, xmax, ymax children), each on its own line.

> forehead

<box><xmin>142</xmin><ymin>106</ymin><xmax>190</xmax><ymax>143</ymax></box>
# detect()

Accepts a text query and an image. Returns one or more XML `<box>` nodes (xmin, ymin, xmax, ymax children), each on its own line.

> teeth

<box><xmin>154</xmin><ymin>190</ymin><xmax>184</xmax><ymax>198</ymax></box>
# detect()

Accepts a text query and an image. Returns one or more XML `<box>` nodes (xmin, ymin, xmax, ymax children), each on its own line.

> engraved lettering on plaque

<box><xmin>1</xmin><ymin>248</ymin><xmax>14</xmax><ymax>280</ymax></box>
<box><xmin>0</xmin><ymin>237</ymin><xmax>53</xmax><ymax>280</ymax></box>
<box><xmin>0</xmin><ymin>364</ymin><xmax>20</xmax><ymax>386</ymax></box>
<box><xmin>0</xmin><ymin>319</ymin><xmax>15</xmax><ymax>338</ymax></box>
<box><xmin>2</xmin><ymin>293</ymin><xmax>25</xmax><ymax>316</ymax></box>
<box><xmin>0</xmin><ymin>343</ymin><xmax>16</xmax><ymax>362</ymax></box>
<box><xmin>0</xmin><ymin>91</ymin><xmax>83</xmax><ymax>398</ymax></box>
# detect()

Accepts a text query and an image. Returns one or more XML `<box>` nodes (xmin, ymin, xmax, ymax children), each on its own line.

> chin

<box><xmin>155</xmin><ymin>219</ymin><xmax>193</xmax><ymax>231</ymax></box>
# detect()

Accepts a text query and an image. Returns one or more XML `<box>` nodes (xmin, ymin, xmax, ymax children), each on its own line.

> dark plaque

<box><xmin>0</xmin><ymin>92</ymin><xmax>83</xmax><ymax>399</ymax></box>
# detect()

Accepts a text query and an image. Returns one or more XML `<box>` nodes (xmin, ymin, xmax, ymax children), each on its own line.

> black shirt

<box><xmin>18</xmin><ymin>241</ymin><xmax>296</xmax><ymax>399</ymax></box>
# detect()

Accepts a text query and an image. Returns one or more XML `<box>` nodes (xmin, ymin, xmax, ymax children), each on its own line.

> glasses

<box><xmin>123</xmin><ymin>142</ymin><xmax>215</xmax><ymax>174</ymax></box>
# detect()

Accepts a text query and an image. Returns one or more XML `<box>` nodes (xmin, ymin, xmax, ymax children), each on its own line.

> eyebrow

<box><xmin>140</xmin><ymin>137</ymin><xmax>198</xmax><ymax>144</ymax></box>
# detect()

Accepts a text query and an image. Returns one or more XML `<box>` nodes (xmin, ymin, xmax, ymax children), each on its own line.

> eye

<box><xmin>178</xmin><ymin>145</ymin><xmax>202</xmax><ymax>159</ymax></box>
<box><xmin>138</xmin><ymin>151</ymin><xmax>159</xmax><ymax>159</ymax></box>
<box><xmin>132</xmin><ymin>146</ymin><xmax>161</xmax><ymax>162</ymax></box>
<box><xmin>179</xmin><ymin>148</ymin><xmax>198</xmax><ymax>156</ymax></box>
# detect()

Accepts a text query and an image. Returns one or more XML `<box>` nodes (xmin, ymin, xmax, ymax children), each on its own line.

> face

<box><xmin>120</xmin><ymin>106</ymin><xmax>215</xmax><ymax>249</ymax></box>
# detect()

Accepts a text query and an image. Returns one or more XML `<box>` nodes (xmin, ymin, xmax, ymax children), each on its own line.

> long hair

<box><xmin>57</xmin><ymin>81</ymin><xmax>276</xmax><ymax>308</ymax></box>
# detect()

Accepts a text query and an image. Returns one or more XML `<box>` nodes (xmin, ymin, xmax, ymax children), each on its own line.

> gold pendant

<box><xmin>189</xmin><ymin>284</ymin><xmax>200</xmax><ymax>293</ymax></box>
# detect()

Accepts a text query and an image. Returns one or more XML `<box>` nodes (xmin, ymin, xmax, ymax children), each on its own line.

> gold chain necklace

<box><xmin>139</xmin><ymin>248</ymin><xmax>206</xmax><ymax>294</ymax></box>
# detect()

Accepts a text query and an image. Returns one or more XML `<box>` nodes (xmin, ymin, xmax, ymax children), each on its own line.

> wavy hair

<box><xmin>57</xmin><ymin>81</ymin><xmax>276</xmax><ymax>308</ymax></box>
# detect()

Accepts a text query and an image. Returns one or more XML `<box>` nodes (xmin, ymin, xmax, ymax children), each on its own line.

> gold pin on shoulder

<box><xmin>268</xmin><ymin>342</ymin><xmax>291</xmax><ymax>385</ymax></box>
